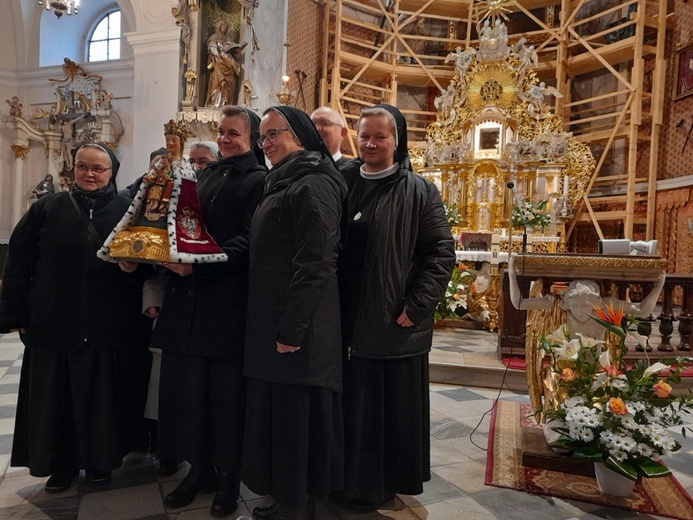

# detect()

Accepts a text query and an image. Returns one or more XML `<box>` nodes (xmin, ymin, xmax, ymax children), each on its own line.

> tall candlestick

<box><xmin>563</xmin><ymin>175</ymin><xmax>569</xmax><ymax>197</ymax></box>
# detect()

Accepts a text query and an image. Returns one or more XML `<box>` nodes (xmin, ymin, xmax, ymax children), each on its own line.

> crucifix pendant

<box><xmin>353</xmin><ymin>212</ymin><xmax>362</xmax><ymax>221</ymax></box>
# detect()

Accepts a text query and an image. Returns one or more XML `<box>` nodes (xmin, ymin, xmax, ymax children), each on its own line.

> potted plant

<box><xmin>537</xmin><ymin>304</ymin><xmax>693</xmax><ymax>496</ymax></box>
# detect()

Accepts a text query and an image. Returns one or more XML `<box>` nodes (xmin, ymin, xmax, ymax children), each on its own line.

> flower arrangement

<box><xmin>511</xmin><ymin>199</ymin><xmax>551</xmax><ymax>230</ymax></box>
<box><xmin>444</xmin><ymin>202</ymin><xmax>461</xmax><ymax>228</ymax></box>
<box><xmin>539</xmin><ymin>304</ymin><xmax>693</xmax><ymax>482</ymax></box>
<box><xmin>434</xmin><ymin>263</ymin><xmax>476</xmax><ymax>323</ymax></box>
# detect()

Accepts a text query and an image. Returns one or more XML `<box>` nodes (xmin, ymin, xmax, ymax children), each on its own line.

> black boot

<box><xmin>253</xmin><ymin>498</ymin><xmax>315</xmax><ymax>520</ymax></box>
<box><xmin>210</xmin><ymin>470</ymin><xmax>240</xmax><ymax>518</ymax></box>
<box><xmin>164</xmin><ymin>465</ymin><xmax>216</xmax><ymax>508</ymax></box>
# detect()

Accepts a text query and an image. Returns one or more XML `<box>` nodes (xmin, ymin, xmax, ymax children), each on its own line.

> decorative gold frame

<box><xmin>673</xmin><ymin>43</ymin><xmax>693</xmax><ymax>101</ymax></box>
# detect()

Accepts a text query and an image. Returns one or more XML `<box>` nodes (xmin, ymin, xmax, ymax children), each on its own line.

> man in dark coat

<box><xmin>0</xmin><ymin>143</ymin><xmax>152</xmax><ymax>493</ymax></box>
<box><xmin>338</xmin><ymin>104</ymin><xmax>456</xmax><ymax>513</ymax></box>
<box><xmin>152</xmin><ymin>106</ymin><xmax>266</xmax><ymax>518</ymax></box>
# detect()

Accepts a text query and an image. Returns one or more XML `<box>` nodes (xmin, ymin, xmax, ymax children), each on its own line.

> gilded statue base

<box><xmin>108</xmin><ymin>226</ymin><xmax>170</xmax><ymax>263</ymax></box>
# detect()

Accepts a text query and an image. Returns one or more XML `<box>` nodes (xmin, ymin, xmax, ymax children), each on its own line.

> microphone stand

<box><xmin>506</xmin><ymin>181</ymin><xmax>528</xmax><ymax>254</ymax></box>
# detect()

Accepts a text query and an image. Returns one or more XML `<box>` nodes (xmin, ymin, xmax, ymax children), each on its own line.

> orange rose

<box><xmin>605</xmin><ymin>365</ymin><xmax>623</xmax><ymax>377</ymax></box>
<box><xmin>653</xmin><ymin>380</ymin><xmax>672</xmax><ymax>398</ymax></box>
<box><xmin>559</xmin><ymin>368</ymin><xmax>576</xmax><ymax>381</ymax></box>
<box><xmin>608</xmin><ymin>397</ymin><xmax>628</xmax><ymax>415</ymax></box>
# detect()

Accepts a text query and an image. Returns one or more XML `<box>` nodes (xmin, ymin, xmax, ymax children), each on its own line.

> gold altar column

<box><xmin>10</xmin><ymin>144</ymin><xmax>30</xmax><ymax>227</ymax></box>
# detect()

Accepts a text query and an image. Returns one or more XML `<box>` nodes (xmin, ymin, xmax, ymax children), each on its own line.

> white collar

<box><xmin>359</xmin><ymin>162</ymin><xmax>399</xmax><ymax>180</ymax></box>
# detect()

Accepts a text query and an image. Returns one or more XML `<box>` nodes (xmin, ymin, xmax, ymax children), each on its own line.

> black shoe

<box><xmin>86</xmin><ymin>469</ymin><xmax>112</xmax><ymax>484</ymax></box>
<box><xmin>210</xmin><ymin>470</ymin><xmax>240</xmax><ymax>518</ymax></box>
<box><xmin>253</xmin><ymin>498</ymin><xmax>315</xmax><ymax>520</ymax></box>
<box><xmin>346</xmin><ymin>494</ymin><xmax>394</xmax><ymax>514</ymax></box>
<box><xmin>156</xmin><ymin>460</ymin><xmax>180</xmax><ymax>477</ymax></box>
<box><xmin>45</xmin><ymin>468</ymin><xmax>78</xmax><ymax>493</ymax></box>
<box><xmin>253</xmin><ymin>501</ymin><xmax>282</xmax><ymax>519</ymax></box>
<box><xmin>164</xmin><ymin>465</ymin><xmax>216</xmax><ymax>508</ymax></box>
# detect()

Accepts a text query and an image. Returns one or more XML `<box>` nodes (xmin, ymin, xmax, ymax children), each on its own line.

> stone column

<box><xmin>10</xmin><ymin>145</ymin><xmax>30</xmax><ymax>227</ymax></box>
<box><xmin>123</xmin><ymin>28</ymin><xmax>181</xmax><ymax>188</ymax></box>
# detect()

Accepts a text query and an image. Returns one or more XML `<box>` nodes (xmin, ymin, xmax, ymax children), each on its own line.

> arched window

<box><xmin>87</xmin><ymin>10</ymin><xmax>121</xmax><ymax>62</ymax></box>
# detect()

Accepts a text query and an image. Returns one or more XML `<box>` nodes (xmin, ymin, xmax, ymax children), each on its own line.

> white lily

<box><xmin>629</xmin><ymin>331</ymin><xmax>649</xmax><ymax>350</ymax></box>
<box><xmin>598</xmin><ymin>350</ymin><xmax>611</xmax><ymax>369</ymax></box>
<box><xmin>642</xmin><ymin>362</ymin><xmax>668</xmax><ymax>379</ymax></box>
<box><xmin>555</xmin><ymin>339</ymin><xmax>581</xmax><ymax>361</ymax></box>
<box><xmin>576</xmin><ymin>333</ymin><xmax>605</xmax><ymax>350</ymax></box>
<box><xmin>546</xmin><ymin>325</ymin><xmax>570</xmax><ymax>344</ymax></box>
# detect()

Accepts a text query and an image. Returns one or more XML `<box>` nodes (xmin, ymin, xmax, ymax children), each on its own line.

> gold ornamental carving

<box><xmin>107</xmin><ymin>226</ymin><xmax>170</xmax><ymax>263</ymax></box>
<box><xmin>467</xmin><ymin>63</ymin><xmax>518</xmax><ymax>111</ymax></box>
<box><xmin>11</xmin><ymin>145</ymin><xmax>30</xmax><ymax>159</ymax></box>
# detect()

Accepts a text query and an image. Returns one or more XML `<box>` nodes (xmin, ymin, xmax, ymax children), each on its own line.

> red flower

<box><xmin>605</xmin><ymin>365</ymin><xmax>623</xmax><ymax>377</ymax></box>
<box><xmin>593</xmin><ymin>303</ymin><xmax>624</xmax><ymax>326</ymax></box>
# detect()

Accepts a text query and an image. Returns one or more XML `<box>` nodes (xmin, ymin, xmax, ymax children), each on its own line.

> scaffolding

<box><xmin>320</xmin><ymin>0</ymin><xmax>671</xmax><ymax>243</ymax></box>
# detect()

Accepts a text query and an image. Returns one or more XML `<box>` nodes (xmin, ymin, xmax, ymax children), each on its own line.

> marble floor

<box><xmin>0</xmin><ymin>329</ymin><xmax>692</xmax><ymax>520</ymax></box>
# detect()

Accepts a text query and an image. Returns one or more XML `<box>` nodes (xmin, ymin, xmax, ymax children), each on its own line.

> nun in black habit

<box><xmin>337</xmin><ymin>104</ymin><xmax>456</xmax><ymax>513</ymax></box>
<box><xmin>243</xmin><ymin>106</ymin><xmax>347</xmax><ymax>520</ymax></box>
<box><xmin>0</xmin><ymin>143</ymin><xmax>152</xmax><ymax>492</ymax></box>
<box><xmin>152</xmin><ymin>106</ymin><xmax>267</xmax><ymax>518</ymax></box>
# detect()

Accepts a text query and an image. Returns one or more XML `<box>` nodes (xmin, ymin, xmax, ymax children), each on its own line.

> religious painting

<box><xmin>673</xmin><ymin>43</ymin><xmax>693</xmax><ymax>101</ymax></box>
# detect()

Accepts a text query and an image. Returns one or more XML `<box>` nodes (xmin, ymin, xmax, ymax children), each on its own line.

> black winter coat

<box><xmin>244</xmin><ymin>150</ymin><xmax>347</xmax><ymax>392</ymax></box>
<box><xmin>339</xmin><ymin>158</ymin><xmax>456</xmax><ymax>359</ymax></box>
<box><xmin>0</xmin><ymin>188</ymin><xmax>150</xmax><ymax>352</ymax></box>
<box><xmin>150</xmin><ymin>151</ymin><xmax>266</xmax><ymax>359</ymax></box>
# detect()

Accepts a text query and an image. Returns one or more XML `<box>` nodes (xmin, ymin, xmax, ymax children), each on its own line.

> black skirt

<box><xmin>341</xmin><ymin>353</ymin><xmax>431</xmax><ymax>501</ymax></box>
<box><xmin>242</xmin><ymin>378</ymin><xmax>344</xmax><ymax>507</ymax></box>
<box><xmin>157</xmin><ymin>350</ymin><xmax>245</xmax><ymax>471</ymax></box>
<box><xmin>12</xmin><ymin>346</ymin><xmax>150</xmax><ymax>477</ymax></box>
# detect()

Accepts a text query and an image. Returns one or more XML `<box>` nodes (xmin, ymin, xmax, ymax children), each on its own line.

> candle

<box><xmin>563</xmin><ymin>175</ymin><xmax>569</xmax><ymax>197</ymax></box>
<box><xmin>281</xmin><ymin>75</ymin><xmax>290</xmax><ymax>86</ymax></box>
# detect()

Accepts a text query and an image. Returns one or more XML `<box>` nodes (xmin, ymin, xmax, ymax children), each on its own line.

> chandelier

<box><xmin>38</xmin><ymin>0</ymin><xmax>80</xmax><ymax>18</ymax></box>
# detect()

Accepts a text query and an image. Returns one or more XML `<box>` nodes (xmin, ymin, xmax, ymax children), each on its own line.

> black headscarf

<box><xmin>372</xmin><ymin>103</ymin><xmax>408</xmax><ymax>165</ymax></box>
<box><xmin>266</xmin><ymin>105</ymin><xmax>331</xmax><ymax>159</ymax></box>
<box><xmin>72</xmin><ymin>142</ymin><xmax>120</xmax><ymax>187</ymax></box>
<box><xmin>240</xmin><ymin>107</ymin><xmax>264</xmax><ymax>165</ymax></box>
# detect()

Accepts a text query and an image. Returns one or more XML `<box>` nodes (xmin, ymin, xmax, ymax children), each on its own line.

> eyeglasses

<box><xmin>312</xmin><ymin>119</ymin><xmax>342</xmax><ymax>129</ymax></box>
<box><xmin>257</xmin><ymin>128</ymin><xmax>290</xmax><ymax>148</ymax></box>
<box><xmin>75</xmin><ymin>163</ymin><xmax>111</xmax><ymax>175</ymax></box>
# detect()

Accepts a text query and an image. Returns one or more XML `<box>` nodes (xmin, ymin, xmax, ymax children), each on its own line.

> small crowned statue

<box><xmin>99</xmin><ymin>119</ymin><xmax>226</xmax><ymax>264</ymax></box>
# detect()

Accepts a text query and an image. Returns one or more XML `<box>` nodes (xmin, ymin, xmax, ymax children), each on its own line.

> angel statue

<box><xmin>6</xmin><ymin>96</ymin><xmax>22</xmax><ymax>117</ymax></box>
<box><xmin>445</xmin><ymin>46</ymin><xmax>476</xmax><ymax>76</ymax></box>
<box><xmin>507</xmin><ymin>256</ymin><xmax>665</xmax><ymax>417</ymax></box>
<box><xmin>525</xmin><ymin>82</ymin><xmax>563</xmax><ymax>118</ymax></box>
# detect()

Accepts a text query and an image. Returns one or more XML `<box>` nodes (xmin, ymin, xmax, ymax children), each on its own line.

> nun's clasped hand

<box><xmin>276</xmin><ymin>341</ymin><xmax>300</xmax><ymax>354</ymax></box>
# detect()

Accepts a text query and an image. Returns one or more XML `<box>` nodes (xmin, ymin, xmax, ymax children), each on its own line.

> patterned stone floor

<box><xmin>0</xmin><ymin>330</ymin><xmax>691</xmax><ymax>519</ymax></box>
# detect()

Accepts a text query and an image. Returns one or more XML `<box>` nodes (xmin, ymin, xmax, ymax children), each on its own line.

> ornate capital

<box><xmin>11</xmin><ymin>145</ymin><xmax>30</xmax><ymax>159</ymax></box>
